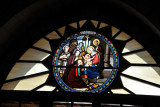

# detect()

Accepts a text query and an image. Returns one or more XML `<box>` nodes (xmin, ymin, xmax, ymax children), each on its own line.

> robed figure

<box><xmin>62</xmin><ymin>59</ymin><xmax>87</xmax><ymax>88</ymax></box>
<box><xmin>83</xmin><ymin>46</ymin><xmax>102</xmax><ymax>83</ymax></box>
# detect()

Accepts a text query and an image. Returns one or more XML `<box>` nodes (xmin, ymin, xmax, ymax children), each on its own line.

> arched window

<box><xmin>1</xmin><ymin>20</ymin><xmax>160</xmax><ymax>95</ymax></box>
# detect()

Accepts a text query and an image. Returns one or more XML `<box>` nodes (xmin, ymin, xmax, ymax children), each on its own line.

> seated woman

<box><xmin>84</xmin><ymin>46</ymin><xmax>101</xmax><ymax>83</ymax></box>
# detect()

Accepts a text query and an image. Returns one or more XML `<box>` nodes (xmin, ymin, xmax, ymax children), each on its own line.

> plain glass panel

<box><xmin>74</xmin><ymin>102</ymin><xmax>92</xmax><ymax>107</ymax></box>
<box><xmin>46</xmin><ymin>31</ymin><xmax>61</xmax><ymax>40</ymax></box>
<box><xmin>19</xmin><ymin>48</ymin><xmax>50</xmax><ymax>61</ymax></box>
<box><xmin>123</xmin><ymin>104</ymin><xmax>143</xmax><ymax>107</ymax></box>
<box><xmin>123</xmin><ymin>51</ymin><xmax>157</xmax><ymax>64</ymax></box>
<box><xmin>33</xmin><ymin>38</ymin><xmax>51</xmax><ymax>51</ymax></box>
<box><xmin>53</xmin><ymin>101</ymin><xmax>71</xmax><ymax>107</ymax></box>
<box><xmin>37</xmin><ymin>85</ymin><xmax>56</xmax><ymax>91</ymax></box>
<box><xmin>122</xmin><ymin>39</ymin><xmax>143</xmax><ymax>53</ymax></box>
<box><xmin>57</xmin><ymin>26</ymin><xmax>66</xmax><ymax>36</ymax></box>
<box><xmin>111</xmin><ymin>88</ymin><xmax>130</xmax><ymax>94</ymax></box>
<box><xmin>115</xmin><ymin>32</ymin><xmax>131</xmax><ymax>40</ymax></box>
<box><xmin>112</xmin><ymin>26</ymin><xmax>120</xmax><ymax>37</ymax></box>
<box><xmin>101</xmin><ymin>103</ymin><xmax>121</xmax><ymax>107</ymax></box>
<box><xmin>91</xmin><ymin>20</ymin><xmax>98</xmax><ymax>28</ymax></box>
<box><xmin>1</xmin><ymin>74</ymin><xmax>49</xmax><ymax>90</ymax></box>
<box><xmin>99</xmin><ymin>22</ymin><xmax>108</xmax><ymax>29</ymax></box>
<box><xmin>122</xmin><ymin>66</ymin><xmax>160</xmax><ymax>85</ymax></box>
<box><xmin>79</xmin><ymin>20</ymin><xmax>87</xmax><ymax>28</ymax></box>
<box><xmin>6</xmin><ymin>63</ymin><xmax>48</xmax><ymax>80</ymax></box>
<box><xmin>74</xmin><ymin>102</ymin><xmax>92</xmax><ymax>105</ymax></box>
<box><xmin>69</xmin><ymin>22</ymin><xmax>78</xmax><ymax>29</ymax></box>
<box><xmin>121</xmin><ymin>76</ymin><xmax>160</xmax><ymax>96</ymax></box>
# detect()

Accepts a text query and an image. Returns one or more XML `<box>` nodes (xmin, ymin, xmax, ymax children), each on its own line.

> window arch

<box><xmin>1</xmin><ymin>20</ymin><xmax>160</xmax><ymax>95</ymax></box>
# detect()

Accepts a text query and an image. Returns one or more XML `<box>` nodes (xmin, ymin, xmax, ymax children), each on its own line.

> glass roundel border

<box><xmin>52</xmin><ymin>32</ymin><xmax>119</xmax><ymax>93</ymax></box>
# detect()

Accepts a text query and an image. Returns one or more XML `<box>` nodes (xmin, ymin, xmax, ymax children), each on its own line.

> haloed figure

<box><xmin>93</xmin><ymin>39</ymin><xmax>103</xmax><ymax>56</ymax></box>
<box><xmin>59</xmin><ymin>45</ymin><xmax>70</xmax><ymax>75</ymax></box>
<box><xmin>83</xmin><ymin>54</ymin><xmax>94</xmax><ymax>68</ymax></box>
<box><xmin>93</xmin><ymin>39</ymin><xmax>104</xmax><ymax>75</ymax></box>
<box><xmin>84</xmin><ymin>46</ymin><xmax>101</xmax><ymax>83</ymax></box>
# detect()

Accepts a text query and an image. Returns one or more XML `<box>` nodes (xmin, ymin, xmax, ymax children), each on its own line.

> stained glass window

<box><xmin>1</xmin><ymin>20</ymin><xmax>160</xmax><ymax>96</ymax></box>
<box><xmin>53</xmin><ymin>31</ymin><xmax>119</xmax><ymax>93</ymax></box>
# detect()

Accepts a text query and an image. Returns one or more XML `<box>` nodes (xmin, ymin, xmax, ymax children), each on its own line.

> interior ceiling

<box><xmin>0</xmin><ymin>0</ymin><xmax>160</xmax><ymax>85</ymax></box>
<box><xmin>0</xmin><ymin>0</ymin><xmax>160</xmax><ymax>29</ymax></box>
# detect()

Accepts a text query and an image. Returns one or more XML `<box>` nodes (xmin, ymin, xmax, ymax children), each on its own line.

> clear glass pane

<box><xmin>19</xmin><ymin>48</ymin><xmax>50</xmax><ymax>61</ymax></box>
<box><xmin>46</xmin><ymin>31</ymin><xmax>61</xmax><ymax>40</ymax></box>
<box><xmin>74</xmin><ymin>102</ymin><xmax>92</xmax><ymax>107</ymax></box>
<box><xmin>53</xmin><ymin>101</ymin><xmax>71</xmax><ymax>107</ymax></box>
<box><xmin>33</xmin><ymin>38</ymin><xmax>51</xmax><ymax>51</ymax></box>
<box><xmin>101</xmin><ymin>103</ymin><xmax>121</xmax><ymax>107</ymax></box>
<box><xmin>79</xmin><ymin>20</ymin><xmax>87</xmax><ymax>28</ymax></box>
<box><xmin>99</xmin><ymin>22</ymin><xmax>108</xmax><ymax>29</ymax></box>
<box><xmin>6</xmin><ymin>63</ymin><xmax>48</xmax><ymax>80</ymax></box>
<box><xmin>121</xmin><ymin>76</ymin><xmax>160</xmax><ymax>96</ymax></box>
<box><xmin>91</xmin><ymin>20</ymin><xmax>98</xmax><ymax>28</ymax></box>
<box><xmin>123</xmin><ymin>51</ymin><xmax>156</xmax><ymax>64</ymax></box>
<box><xmin>122</xmin><ymin>66</ymin><xmax>160</xmax><ymax>85</ymax></box>
<box><xmin>122</xmin><ymin>104</ymin><xmax>143</xmax><ymax>107</ymax></box>
<box><xmin>57</xmin><ymin>26</ymin><xmax>66</xmax><ymax>36</ymax></box>
<box><xmin>69</xmin><ymin>22</ymin><xmax>78</xmax><ymax>29</ymax></box>
<box><xmin>122</xmin><ymin>39</ymin><xmax>143</xmax><ymax>53</ymax></box>
<box><xmin>37</xmin><ymin>85</ymin><xmax>56</xmax><ymax>91</ymax></box>
<box><xmin>111</xmin><ymin>88</ymin><xmax>130</xmax><ymax>94</ymax></box>
<box><xmin>2</xmin><ymin>74</ymin><xmax>49</xmax><ymax>90</ymax></box>
<box><xmin>115</xmin><ymin>32</ymin><xmax>131</xmax><ymax>40</ymax></box>
<box><xmin>112</xmin><ymin>26</ymin><xmax>120</xmax><ymax>37</ymax></box>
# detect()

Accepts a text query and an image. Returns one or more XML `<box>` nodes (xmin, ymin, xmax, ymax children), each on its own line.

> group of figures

<box><xmin>58</xmin><ymin>36</ymin><xmax>104</xmax><ymax>90</ymax></box>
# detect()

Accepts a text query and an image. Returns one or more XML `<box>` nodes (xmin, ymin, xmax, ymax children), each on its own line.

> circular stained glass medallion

<box><xmin>53</xmin><ymin>31</ymin><xmax>119</xmax><ymax>93</ymax></box>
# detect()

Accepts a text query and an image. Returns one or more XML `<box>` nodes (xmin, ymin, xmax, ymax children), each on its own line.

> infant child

<box><xmin>83</xmin><ymin>54</ymin><xmax>94</xmax><ymax>67</ymax></box>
